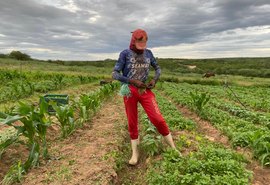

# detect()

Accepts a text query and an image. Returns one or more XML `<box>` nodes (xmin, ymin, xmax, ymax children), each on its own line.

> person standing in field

<box><xmin>112</xmin><ymin>29</ymin><xmax>179</xmax><ymax>165</ymax></box>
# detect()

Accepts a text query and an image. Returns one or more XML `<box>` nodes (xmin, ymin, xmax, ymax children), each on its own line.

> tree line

<box><xmin>0</xmin><ymin>50</ymin><xmax>32</xmax><ymax>60</ymax></box>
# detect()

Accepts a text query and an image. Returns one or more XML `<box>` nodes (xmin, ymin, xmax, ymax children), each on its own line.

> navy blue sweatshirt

<box><xmin>112</xmin><ymin>49</ymin><xmax>161</xmax><ymax>84</ymax></box>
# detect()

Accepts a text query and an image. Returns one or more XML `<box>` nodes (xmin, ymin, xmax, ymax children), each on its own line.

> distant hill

<box><xmin>1</xmin><ymin>57</ymin><xmax>270</xmax><ymax>78</ymax></box>
<box><xmin>157</xmin><ymin>57</ymin><xmax>270</xmax><ymax>78</ymax></box>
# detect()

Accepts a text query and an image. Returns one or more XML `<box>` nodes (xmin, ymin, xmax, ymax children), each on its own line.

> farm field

<box><xmin>0</xmin><ymin>58</ymin><xmax>270</xmax><ymax>184</ymax></box>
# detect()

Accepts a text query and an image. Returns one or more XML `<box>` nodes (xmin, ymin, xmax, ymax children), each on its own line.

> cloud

<box><xmin>0</xmin><ymin>0</ymin><xmax>270</xmax><ymax>60</ymax></box>
<box><xmin>152</xmin><ymin>26</ymin><xmax>270</xmax><ymax>58</ymax></box>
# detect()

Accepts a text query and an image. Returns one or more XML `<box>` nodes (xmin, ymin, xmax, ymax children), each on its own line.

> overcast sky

<box><xmin>0</xmin><ymin>0</ymin><xmax>270</xmax><ymax>60</ymax></box>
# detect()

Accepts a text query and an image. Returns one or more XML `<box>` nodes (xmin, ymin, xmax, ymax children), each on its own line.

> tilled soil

<box><xmin>21</xmin><ymin>95</ymin><xmax>127</xmax><ymax>185</ymax></box>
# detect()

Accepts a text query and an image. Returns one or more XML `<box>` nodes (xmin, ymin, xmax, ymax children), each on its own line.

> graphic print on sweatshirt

<box><xmin>112</xmin><ymin>49</ymin><xmax>161</xmax><ymax>84</ymax></box>
<box><xmin>127</xmin><ymin>51</ymin><xmax>151</xmax><ymax>82</ymax></box>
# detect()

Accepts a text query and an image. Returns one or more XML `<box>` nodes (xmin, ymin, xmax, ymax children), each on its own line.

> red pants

<box><xmin>123</xmin><ymin>85</ymin><xmax>170</xmax><ymax>140</ymax></box>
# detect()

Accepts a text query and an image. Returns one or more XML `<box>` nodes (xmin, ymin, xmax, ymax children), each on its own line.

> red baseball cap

<box><xmin>130</xmin><ymin>29</ymin><xmax>148</xmax><ymax>51</ymax></box>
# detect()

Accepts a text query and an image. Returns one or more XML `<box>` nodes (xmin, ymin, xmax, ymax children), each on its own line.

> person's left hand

<box><xmin>146</xmin><ymin>79</ymin><xmax>156</xmax><ymax>89</ymax></box>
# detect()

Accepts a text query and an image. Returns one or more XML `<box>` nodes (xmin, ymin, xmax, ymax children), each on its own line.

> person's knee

<box><xmin>151</xmin><ymin>117</ymin><xmax>165</xmax><ymax>126</ymax></box>
<box><xmin>151</xmin><ymin>119</ymin><xmax>169</xmax><ymax>134</ymax></box>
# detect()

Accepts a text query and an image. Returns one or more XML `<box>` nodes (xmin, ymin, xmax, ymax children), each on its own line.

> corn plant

<box><xmin>76</xmin><ymin>104</ymin><xmax>87</xmax><ymax>127</ymax></box>
<box><xmin>189</xmin><ymin>90</ymin><xmax>210</xmax><ymax>113</ymax></box>
<box><xmin>0</xmin><ymin>135</ymin><xmax>19</xmax><ymax>158</ymax></box>
<box><xmin>0</xmin><ymin>98</ymin><xmax>51</xmax><ymax>184</ymax></box>
<box><xmin>1</xmin><ymin>160</ymin><xmax>25</xmax><ymax>185</ymax></box>
<box><xmin>52</xmin><ymin>103</ymin><xmax>75</xmax><ymax>138</ymax></box>
<box><xmin>251</xmin><ymin>133</ymin><xmax>270</xmax><ymax>166</ymax></box>
<box><xmin>89</xmin><ymin>93</ymin><xmax>101</xmax><ymax>112</ymax></box>
<box><xmin>74</xmin><ymin>83</ymin><xmax>119</xmax><ymax>126</ymax></box>
<box><xmin>78</xmin><ymin>75</ymin><xmax>87</xmax><ymax>84</ymax></box>
<box><xmin>99</xmin><ymin>83</ymin><xmax>117</xmax><ymax>99</ymax></box>
<box><xmin>26</xmin><ymin>81</ymin><xmax>35</xmax><ymax>94</ymax></box>
<box><xmin>75</xmin><ymin>94</ymin><xmax>93</xmax><ymax>126</ymax></box>
<box><xmin>0</xmin><ymin>111</ymin><xmax>8</xmax><ymax>119</ymax></box>
<box><xmin>79</xmin><ymin>94</ymin><xmax>94</xmax><ymax>113</ymax></box>
<box><xmin>52</xmin><ymin>74</ymin><xmax>65</xmax><ymax>89</ymax></box>
<box><xmin>1</xmin><ymin>99</ymin><xmax>50</xmax><ymax>154</ymax></box>
<box><xmin>13</xmin><ymin>98</ymin><xmax>51</xmax><ymax>158</ymax></box>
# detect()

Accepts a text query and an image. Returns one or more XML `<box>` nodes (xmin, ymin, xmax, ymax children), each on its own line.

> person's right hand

<box><xmin>129</xmin><ymin>79</ymin><xmax>146</xmax><ymax>88</ymax></box>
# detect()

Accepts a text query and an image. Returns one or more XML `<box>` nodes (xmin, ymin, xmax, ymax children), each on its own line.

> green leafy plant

<box><xmin>141</xmin><ymin>117</ymin><xmax>162</xmax><ymax>156</ymax></box>
<box><xmin>52</xmin><ymin>74</ymin><xmax>65</xmax><ymax>89</ymax></box>
<box><xmin>1</xmin><ymin>98</ymin><xmax>51</xmax><ymax>159</ymax></box>
<box><xmin>251</xmin><ymin>134</ymin><xmax>270</xmax><ymax>166</ymax></box>
<box><xmin>13</xmin><ymin>98</ymin><xmax>51</xmax><ymax>158</ymax></box>
<box><xmin>52</xmin><ymin>103</ymin><xmax>75</xmax><ymax>138</ymax></box>
<box><xmin>1</xmin><ymin>160</ymin><xmax>25</xmax><ymax>185</ymax></box>
<box><xmin>189</xmin><ymin>90</ymin><xmax>210</xmax><ymax>113</ymax></box>
<box><xmin>141</xmin><ymin>134</ymin><xmax>162</xmax><ymax>156</ymax></box>
<box><xmin>78</xmin><ymin>75</ymin><xmax>87</xmax><ymax>84</ymax></box>
<box><xmin>75</xmin><ymin>94</ymin><xmax>93</xmax><ymax>126</ymax></box>
<box><xmin>147</xmin><ymin>145</ymin><xmax>252</xmax><ymax>185</ymax></box>
<box><xmin>0</xmin><ymin>98</ymin><xmax>51</xmax><ymax>184</ymax></box>
<box><xmin>0</xmin><ymin>135</ymin><xmax>19</xmax><ymax>158</ymax></box>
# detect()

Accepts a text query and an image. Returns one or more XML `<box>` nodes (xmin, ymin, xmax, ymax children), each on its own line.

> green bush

<box><xmin>9</xmin><ymin>51</ymin><xmax>31</xmax><ymax>61</ymax></box>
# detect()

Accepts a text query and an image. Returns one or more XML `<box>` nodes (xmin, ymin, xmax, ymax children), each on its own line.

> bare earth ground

<box><xmin>115</xmin><ymin>107</ymin><xmax>151</xmax><ymax>185</ymax></box>
<box><xmin>0</xmin><ymin>143</ymin><xmax>29</xmax><ymax>181</ymax></box>
<box><xmin>116</xmin><ymin>153</ymin><xmax>149</xmax><ymax>185</ymax></box>
<box><xmin>21</xmin><ymin>94</ymin><xmax>127</xmax><ymax>185</ymax></box>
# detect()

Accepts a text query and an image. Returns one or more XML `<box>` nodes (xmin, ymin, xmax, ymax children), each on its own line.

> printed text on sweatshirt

<box><xmin>112</xmin><ymin>49</ymin><xmax>161</xmax><ymax>84</ymax></box>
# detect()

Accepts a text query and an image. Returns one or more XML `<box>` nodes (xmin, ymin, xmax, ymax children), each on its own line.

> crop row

<box><xmin>0</xmin><ymin>73</ymin><xmax>102</xmax><ymax>103</ymax></box>
<box><xmin>159</xmin><ymin>82</ymin><xmax>270</xmax><ymax>129</ymax></box>
<box><xmin>165</xmin><ymin>82</ymin><xmax>270</xmax><ymax>112</ymax></box>
<box><xmin>210</xmin><ymin>100</ymin><xmax>270</xmax><ymax>129</ymax></box>
<box><xmin>0</xmin><ymin>83</ymin><xmax>119</xmax><ymax>184</ymax></box>
<box><xmin>137</xmin><ymin>90</ymin><xmax>252</xmax><ymax>184</ymax></box>
<box><xmin>160</xmin><ymin>82</ymin><xmax>270</xmax><ymax>166</ymax></box>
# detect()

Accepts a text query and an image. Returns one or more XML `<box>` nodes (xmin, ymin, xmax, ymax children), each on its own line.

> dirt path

<box><xmin>161</xmin><ymin>92</ymin><xmax>270</xmax><ymax>185</ymax></box>
<box><xmin>116</xmin><ymin>154</ymin><xmax>149</xmax><ymax>185</ymax></box>
<box><xmin>22</xmin><ymin>94</ymin><xmax>127</xmax><ymax>185</ymax></box>
<box><xmin>115</xmin><ymin>108</ymin><xmax>149</xmax><ymax>185</ymax></box>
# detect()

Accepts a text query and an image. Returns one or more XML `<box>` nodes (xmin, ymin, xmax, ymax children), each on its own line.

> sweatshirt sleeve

<box><xmin>112</xmin><ymin>50</ymin><xmax>130</xmax><ymax>84</ymax></box>
<box><xmin>149</xmin><ymin>50</ymin><xmax>161</xmax><ymax>82</ymax></box>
